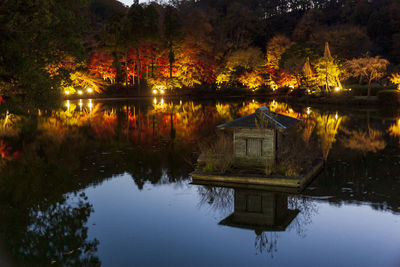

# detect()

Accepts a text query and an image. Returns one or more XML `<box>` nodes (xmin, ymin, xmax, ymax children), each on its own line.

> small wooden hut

<box><xmin>218</xmin><ymin>106</ymin><xmax>300</xmax><ymax>169</ymax></box>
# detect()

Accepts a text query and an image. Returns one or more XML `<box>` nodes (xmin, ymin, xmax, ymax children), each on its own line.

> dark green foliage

<box><xmin>280</xmin><ymin>43</ymin><xmax>321</xmax><ymax>69</ymax></box>
<box><xmin>0</xmin><ymin>0</ymin><xmax>89</xmax><ymax>103</ymax></box>
<box><xmin>90</xmin><ymin>0</ymin><xmax>127</xmax><ymax>20</ymax></box>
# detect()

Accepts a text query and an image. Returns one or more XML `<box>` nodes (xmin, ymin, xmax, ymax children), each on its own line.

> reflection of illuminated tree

<box><xmin>389</xmin><ymin>119</ymin><xmax>400</xmax><ymax>143</ymax></box>
<box><xmin>301</xmin><ymin>119</ymin><xmax>316</xmax><ymax>145</ymax></box>
<box><xmin>315</xmin><ymin>113</ymin><xmax>342</xmax><ymax>161</ymax></box>
<box><xmin>268</xmin><ymin>101</ymin><xmax>299</xmax><ymax>117</ymax></box>
<box><xmin>215</xmin><ymin>103</ymin><xmax>233</xmax><ymax>122</ymax></box>
<box><xmin>238</xmin><ymin>102</ymin><xmax>262</xmax><ymax>116</ymax></box>
<box><xmin>341</xmin><ymin>128</ymin><xmax>386</xmax><ymax>155</ymax></box>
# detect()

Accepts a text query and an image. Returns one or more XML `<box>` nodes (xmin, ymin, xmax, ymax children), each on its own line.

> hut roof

<box><xmin>218</xmin><ymin>106</ymin><xmax>300</xmax><ymax>130</ymax></box>
<box><xmin>219</xmin><ymin>210</ymin><xmax>299</xmax><ymax>232</ymax></box>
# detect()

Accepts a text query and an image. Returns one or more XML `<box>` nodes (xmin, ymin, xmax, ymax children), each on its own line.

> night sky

<box><xmin>118</xmin><ymin>0</ymin><xmax>150</xmax><ymax>6</ymax></box>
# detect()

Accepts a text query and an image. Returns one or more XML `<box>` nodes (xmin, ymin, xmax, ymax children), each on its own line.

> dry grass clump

<box><xmin>198</xmin><ymin>133</ymin><xmax>234</xmax><ymax>173</ymax></box>
<box><xmin>273</xmin><ymin>125</ymin><xmax>321</xmax><ymax>176</ymax></box>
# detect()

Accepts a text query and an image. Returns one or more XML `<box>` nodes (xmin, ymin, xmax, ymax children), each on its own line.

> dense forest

<box><xmin>1</xmin><ymin>0</ymin><xmax>400</xmax><ymax>101</ymax></box>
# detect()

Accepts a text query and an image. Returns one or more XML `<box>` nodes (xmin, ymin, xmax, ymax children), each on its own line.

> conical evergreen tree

<box><xmin>324</xmin><ymin>42</ymin><xmax>332</xmax><ymax>59</ymax></box>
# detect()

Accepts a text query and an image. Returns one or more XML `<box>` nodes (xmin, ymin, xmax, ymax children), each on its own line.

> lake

<box><xmin>0</xmin><ymin>98</ymin><xmax>399</xmax><ymax>266</ymax></box>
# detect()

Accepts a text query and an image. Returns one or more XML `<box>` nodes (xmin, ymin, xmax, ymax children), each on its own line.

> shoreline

<box><xmin>64</xmin><ymin>93</ymin><xmax>397</xmax><ymax>107</ymax></box>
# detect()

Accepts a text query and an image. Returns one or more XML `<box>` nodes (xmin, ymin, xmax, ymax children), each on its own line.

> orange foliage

<box><xmin>275</xmin><ymin>71</ymin><xmax>298</xmax><ymax>88</ymax></box>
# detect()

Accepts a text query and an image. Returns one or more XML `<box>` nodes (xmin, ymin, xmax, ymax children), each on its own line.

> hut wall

<box><xmin>233</xmin><ymin>128</ymin><xmax>276</xmax><ymax>168</ymax></box>
<box><xmin>233</xmin><ymin>190</ymin><xmax>276</xmax><ymax>225</ymax></box>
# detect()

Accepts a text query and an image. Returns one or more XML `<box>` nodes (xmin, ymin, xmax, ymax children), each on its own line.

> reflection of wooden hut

<box><xmin>218</xmin><ymin>106</ymin><xmax>300</xmax><ymax>169</ymax></box>
<box><xmin>219</xmin><ymin>188</ymin><xmax>299</xmax><ymax>232</ymax></box>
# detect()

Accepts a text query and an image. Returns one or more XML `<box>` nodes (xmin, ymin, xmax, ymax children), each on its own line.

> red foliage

<box><xmin>0</xmin><ymin>140</ymin><xmax>20</xmax><ymax>161</ymax></box>
<box><xmin>90</xmin><ymin>114</ymin><xmax>118</xmax><ymax>140</ymax></box>
<box><xmin>88</xmin><ymin>51</ymin><xmax>116</xmax><ymax>81</ymax></box>
<box><xmin>0</xmin><ymin>96</ymin><xmax>4</xmax><ymax>104</ymax></box>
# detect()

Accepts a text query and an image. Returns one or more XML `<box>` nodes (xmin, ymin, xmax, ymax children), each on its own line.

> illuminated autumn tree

<box><xmin>88</xmin><ymin>51</ymin><xmax>116</xmax><ymax>83</ymax></box>
<box><xmin>314</xmin><ymin>42</ymin><xmax>344</xmax><ymax>93</ymax></box>
<box><xmin>280</xmin><ymin>43</ymin><xmax>319</xmax><ymax>89</ymax></box>
<box><xmin>173</xmin><ymin>45</ymin><xmax>217</xmax><ymax>88</ymax></box>
<box><xmin>238</xmin><ymin>71</ymin><xmax>264</xmax><ymax>90</ymax></box>
<box><xmin>68</xmin><ymin>72</ymin><xmax>105</xmax><ymax>94</ymax></box>
<box><xmin>266</xmin><ymin>35</ymin><xmax>293</xmax><ymax>70</ymax></box>
<box><xmin>389</xmin><ymin>119</ymin><xmax>400</xmax><ymax>143</ymax></box>
<box><xmin>217</xmin><ymin>47</ymin><xmax>264</xmax><ymax>87</ymax></box>
<box><xmin>345</xmin><ymin>55</ymin><xmax>390</xmax><ymax>97</ymax></box>
<box><xmin>275</xmin><ymin>71</ymin><xmax>298</xmax><ymax>89</ymax></box>
<box><xmin>390</xmin><ymin>73</ymin><xmax>400</xmax><ymax>90</ymax></box>
<box><xmin>47</xmin><ymin>55</ymin><xmax>105</xmax><ymax>94</ymax></box>
<box><xmin>302</xmin><ymin>57</ymin><xmax>319</xmax><ymax>93</ymax></box>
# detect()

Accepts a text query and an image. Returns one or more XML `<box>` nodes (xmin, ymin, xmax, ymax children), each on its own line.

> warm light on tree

<box><xmin>266</xmin><ymin>35</ymin><xmax>293</xmax><ymax>70</ymax></box>
<box><xmin>346</xmin><ymin>55</ymin><xmax>389</xmax><ymax>97</ymax></box>
<box><xmin>390</xmin><ymin>73</ymin><xmax>400</xmax><ymax>90</ymax></box>
<box><xmin>238</xmin><ymin>71</ymin><xmax>264</xmax><ymax>90</ymax></box>
<box><xmin>314</xmin><ymin>43</ymin><xmax>344</xmax><ymax>93</ymax></box>
<box><xmin>315</xmin><ymin>113</ymin><xmax>342</xmax><ymax>160</ymax></box>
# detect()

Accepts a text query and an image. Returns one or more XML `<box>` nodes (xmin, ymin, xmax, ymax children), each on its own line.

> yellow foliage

<box><xmin>68</xmin><ymin>71</ymin><xmax>105</xmax><ymax>93</ymax></box>
<box><xmin>237</xmin><ymin>71</ymin><xmax>264</xmax><ymax>90</ymax></box>
<box><xmin>314</xmin><ymin>113</ymin><xmax>342</xmax><ymax>160</ymax></box>
<box><xmin>266</xmin><ymin>35</ymin><xmax>293</xmax><ymax>70</ymax></box>
<box><xmin>45</xmin><ymin>54</ymin><xmax>77</xmax><ymax>77</ymax></box>
<box><xmin>268</xmin><ymin>101</ymin><xmax>299</xmax><ymax>117</ymax></box>
<box><xmin>216</xmin><ymin>69</ymin><xmax>233</xmax><ymax>86</ymax></box>
<box><xmin>390</xmin><ymin>73</ymin><xmax>400</xmax><ymax>90</ymax></box>
<box><xmin>216</xmin><ymin>104</ymin><xmax>232</xmax><ymax>121</ymax></box>
<box><xmin>389</xmin><ymin>119</ymin><xmax>400</xmax><ymax>141</ymax></box>
<box><xmin>238</xmin><ymin>102</ymin><xmax>262</xmax><ymax>116</ymax></box>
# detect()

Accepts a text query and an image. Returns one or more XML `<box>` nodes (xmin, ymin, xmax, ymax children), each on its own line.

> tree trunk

<box><xmin>112</xmin><ymin>52</ymin><xmax>122</xmax><ymax>85</ymax></box>
<box><xmin>336</xmin><ymin>77</ymin><xmax>343</xmax><ymax>90</ymax></box>
<box><xmin>136</xmin><ymin>47</ymin><xmax>140</xmax><ymax>95</ymax></box>
<box><xmin>125</xmin><ymin>50</ymin><xmax>128</xmax><ymax>86</ymax></box>
<box><xmin>151</xmin><ymin>48</ymin><xmax>155</xmax><ymax>78</ymax></box>
<box><xmin>367</xmin><ymin>79</ymin><xmax>372</xmax><ymax>98</ymax></box>
<box><xmin>168</xmin><ymin>42</ymin><xmax>174</xmax><ymax>79</ymax></box>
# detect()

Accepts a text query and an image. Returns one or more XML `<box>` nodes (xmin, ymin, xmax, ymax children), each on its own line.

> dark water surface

<box><xmin>0</xmin><ymin>98</ymin><xmax>399</xmax><ymax>266</ymax></box>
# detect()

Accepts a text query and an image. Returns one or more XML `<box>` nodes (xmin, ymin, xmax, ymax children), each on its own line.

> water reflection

<box><xmin>0</xmin><ymin>193</ymin><xmax>99</xmax><ymax>266</ymax></box>
<box><xmin>196</xmin><ymin>182</ymin><xmax>317</xmax><ymax>257</ymax></box>
<box><xmin>0</xmin><ymin>98</ymin><xmax>399</xmax><ymax>264</ymax></box>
